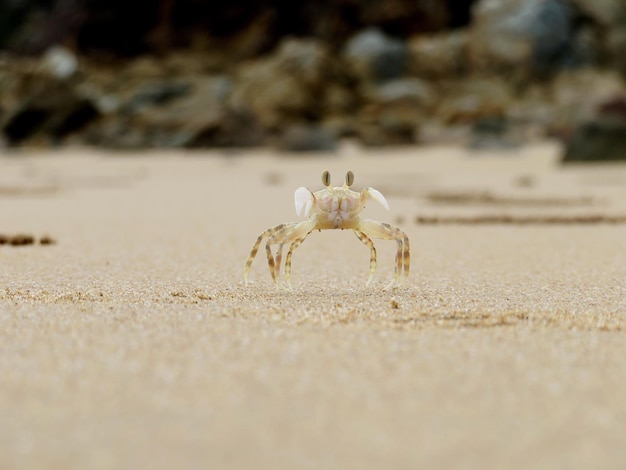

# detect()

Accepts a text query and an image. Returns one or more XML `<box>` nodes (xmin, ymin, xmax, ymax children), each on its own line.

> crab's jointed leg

<box><xmin>358</xmin><ymin>220</ymin><xmax>410</xmax><ymax>289</ymax></box>
<box><xmin>245</xmin><ymin>220</ymin><xmax>317</xmax><ymax>287</ymax></box>
<box><xmin>273</xmin><ymin>220</ymin><xmax>316</xmax><ymax>287</ymax></box>
<box><xmin>266</xmin><ymin>224</ymin><xmax>296</xmax><ymax>284</ymax></box>
<box><xmin>354</xmin><ymin>230</ymin><xmax>377</xmax><ymax>285</ymax></box>
<box><xmin>244</xmin><ymin>223</ymin><xmax>293</xmax><ymax>286</ymax></box>
<box><xmin>284</xmin><ymin>230</ymin><xmax>313</xmax><ymax>289</ymax></box>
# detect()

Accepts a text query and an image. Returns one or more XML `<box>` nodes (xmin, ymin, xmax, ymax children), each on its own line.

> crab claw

<box><xmin>295</xmin><ymin>187</ymin><xmax>314</xmax><ymax>217</ymax></box>
<box><xmin>364</xmin><ymin>187</ymin><xmax>390</xmax><ymax>210</ymax></box>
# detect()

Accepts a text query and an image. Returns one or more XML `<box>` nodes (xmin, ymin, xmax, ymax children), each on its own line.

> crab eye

<box><xmin>322</xmin><ymin>170</ymin><xmax>331</xmax><ymax>187</ymax></box>
<box><xmin>345</xmin><ymin>170</ymin><xmax>354</xmax><ymax>187</ymax></box>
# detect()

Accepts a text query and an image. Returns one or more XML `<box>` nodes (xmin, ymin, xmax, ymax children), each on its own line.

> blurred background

<box><xmin>0</xmin><ymin>0</ymin><xmax>625</xmax><ymax>161</ymax></box>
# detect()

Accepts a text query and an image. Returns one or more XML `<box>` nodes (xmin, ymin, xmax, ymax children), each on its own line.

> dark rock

<box><xmin>231</xmin><ymin>38</ymin><xmax>358</xmax><ymax>131</ymax></box>
<box><xmin>572</xmin><ymin>0</ymin><xmax>626</xmax><ymax>26</ymax></box>
<box><xmin>10</xmin><ymin>234</ymin><xmax>35</xmax><ymax>246</ymax></box>
<box><xmin>356</xmin><ymin>0</ymin><xmax>450</xmax><ymax>37</ymax></box>
<box><xmin>357</xmin><ymin>103</ymin><xmax>420</xmax><ymax>147</ymax></box>
<box><xmin>527</xmin><ymin>0</ymin><xmax>579</xmax><ymax>71</ymax></box>
<box><xmin>276</xmin><ymin>124</ymin><xmax>337</xmax><ymax>152</ymax></box>
<box><xmin>343</xmin><ymin>28</ymin><xmax>409</xmax><ymax>83</ymax></box>
<box><xmin>472</xmin><ymin>116</ymin><xmax>509</xmax><ymax>135</ymax></box>
<box><xmin>85</xmin><ymin>75</ymin><xmax>262</xmax><ymax>148</ymax></box>
<box><xmin>468</xmin><ymin>116</ymin><xmax>523</xmax><ymax>150</ymax></box>
<box><xmin>2</xmin><ymin>79</ymin><xmax>100</xmax><ymax>145</ymax></box>
<box><xmin>437</xmin><ymin>78</ymin><xmax>513</xmax><ymax>125</ymax></box>
<box><xmin>39</xmin><ymin>235</ymin><xmax>56</xmax><ymax>245</ymax></box>
<box><xmin>546</xmin><ymin>70</ymin><xmax>626</xmax><ymax>137</ymax></box>
<box><xmin>356</xmin><ymin>121</ymin><xmax>417</xmax><ymax>146</ymax></box>
<box><xmin>599</xmin><ymin>96</ymin><xmax>626</xmax><ymax>117</ymax></box>
<box><xmin>563</xmin><ymin>118</ymin><xmax>626</xmax><ymax>162</ymax></box>
<box><xmin>185</xmin><ymin>109</ymin><xmax>264</xmax><ymax>148</ymax></box>
<box><xmin>81</xmin><ymin>116</ymin><xmax>145</xmax><ymax>150</ymax></box>
<box><xmin>372</xmin><ymin>78</ymin><xmax>435</xmax><ymax>109</ymax></box>
<box><xmin>353</xmin><ymin>77</ymin><xmax>435</xmax><ymax>146</ymax></box>
<box><xmin>408</xmin><ymin>30</ymin><xmax>469</xmax><ymax>79</ymax></box>
<box><xmin>122</xmin><ymin>82</ymin><xmax>192</xmax><ymax>114</ymax></box>
<box><xmin>3</xmin><ymin>1</ymin><xmax>85</xmax><ymax>54</ymax></box>
<box><xmin>0</xmin><ymin>48</ymin><xmax>102</xmax><ymax>146</ymax></box>
<box><xmin>607</xmin><ymin>29</ymin><xmax>626</xmax><ymax>75</ymax></box>
<box><xmin>469</xmin><ymin>0</ymin><xmax>597</xmax><ymax>75</ymax></box>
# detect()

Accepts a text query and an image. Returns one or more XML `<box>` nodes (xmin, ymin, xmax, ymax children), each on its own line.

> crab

<box><xmin>244</xmin><ymin>170</ymin><xmax>410</xmax><ymax>289</ymax></box>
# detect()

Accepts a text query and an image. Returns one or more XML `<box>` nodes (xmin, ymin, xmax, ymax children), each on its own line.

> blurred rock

<box><xmin>436</xmin><ymin>78</ymin><xmax>513</xmax><ymax>124</ymax></box>
<box><xmin>563</xmin><ymin>93</ymin><xmax>626</xmax><ymax>161</ymax></box>
<box><xmin>572</xmin><ymin>0</ymin><xmax>625</xmax><ymax>25</ymax></box>
<box><xmin>186</xmin><ymin>109</ymin><xmax>263</xmax><ymax>148</ymax></box>
<box><xmin>372</xmin><ymin>78</ymin><xmax>436</xmax><ymax>107</ymax></box>
<box><xmin>0</xmin><ymin>62</ymin><xmax>99</xmax><ymax>145</ymax></box>
<box><xmin>607</xmin><ymin>29</ymin><xmax>626</xmax><ymax>75</ymax></box>
<box><xmin>469</xmin><ymin>0</ymin><xmax>596</xmax><ymax>75</ymax></box>
<box><xmin>357</xmin><ymin>103</ymin><xmax>419</xmax><ymax>146</ymax></box>
<box><xmin>343</xmin><ymin>28</ymin><xmax>409</xmax><ymax>83</ymax></box>
<box><xmin>1</xmin><ymin>1</ymin><xmax>626</xmax><ymax>151</ymax></box>
<box><xmin>598</xmin><ymin>96</ymin><xmax>626</xmax><ymax>116</ymax></box>
<box><xmin>3</xmin><ymin>0</ymin><xmax>85</xmax><ymax>54</ymax></box>
<box><xmin>548</xmin><ymin>69</ymin><xmax>626</xmax><ymax>134</ymax></box>
<box><xmin>356</xmin><ymin>117</ymin><xmax>417</xmax><ymax>147</ymax></box>
<box><xmin>408</xmin><ymin>30</ymin><xmax>469</xmax><ymax>79</ymax></box>
<box><xmin>276</xmin><ymin>124</ymin><xmax>337</xmax><ymax>152</ymax></box>
<box><xmin>470</xmin><ymin>0</ymin><xmax>536</xmax><ymax>73</ymax></box>
<box><xmin>356</xmin><ymin>0</ymin><xmax>450</xmax><ymax>36</ymax></box>
<box><xmin>122</xmin><ymin>81</ymin><xmax>192</xmax><ymax>114</ymax></box>
<box><xmin>9</xmin><ymin>234</ymin><xmax>35</xmax><ymax>246</ymax></box>
<box><xmin>85</xmin><ymin>75</ymin><xmax>262</xmax><ymax>149</ymax></box>
<box><xmin>231</xmin><ymin>37</ymin><xmax>358</xmax><ymax>130</ymax></box>
<box><xmin>42</xmin><ymin>45</ymin><xmax>78</xmax><ymax>79</ymax></box>
<box><xmin>562</xmin><ymin>118</ymin><xmax>626</xmax><ymax>161</ymax></box>
<box><xmin>353</xmin><ymin>77</ymin><xmax>434</xmax><ymax>146</ymax></box>
<box><xmin>582</xmin><ymin>0</ymin><xmax>626</xmax><ymax>75</ymax></box>
<box><xmin>468</xmin><ymin>115</ymin><xmax>523</xmax><ymax>150</ymax></box>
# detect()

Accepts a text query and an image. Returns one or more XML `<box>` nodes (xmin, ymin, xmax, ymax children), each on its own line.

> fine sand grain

<box><xmin>1</xmin><ymin>142</ymin><xmax>625</xmax><ymax>469</ymax></box>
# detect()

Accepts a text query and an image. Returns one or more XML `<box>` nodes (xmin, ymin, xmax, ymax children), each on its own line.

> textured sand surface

<box><xmin>1</xmin><ymin>142</ymin><xmax>625</xmax><ymax>469</ymax></box>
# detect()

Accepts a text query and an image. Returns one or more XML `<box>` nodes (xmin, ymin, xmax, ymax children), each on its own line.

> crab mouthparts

<box><xmin>328</xmin><ymin>210</ymin><xmax>350</xmax><ymax>227</ymax></box>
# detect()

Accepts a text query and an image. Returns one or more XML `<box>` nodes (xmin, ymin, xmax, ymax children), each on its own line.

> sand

<box><xmin>0</xmin><ymin>142</ymin><xmax>625</xmax><ymax>469</ymax></box>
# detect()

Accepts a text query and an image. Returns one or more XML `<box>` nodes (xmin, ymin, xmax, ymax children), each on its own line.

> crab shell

<box><xmin>294</xmin><ymin>185</ymin><xmax>389</xmax><ymax>230</ymax></box>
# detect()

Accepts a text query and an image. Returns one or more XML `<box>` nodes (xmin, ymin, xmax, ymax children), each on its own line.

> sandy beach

<box><xmin>1</xmin><ymin>142</ymin><xmax>625</xmax><ymax>469</ymax></box>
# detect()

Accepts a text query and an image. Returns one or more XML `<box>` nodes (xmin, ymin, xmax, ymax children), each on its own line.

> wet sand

<box><xmin>1</xmin><ymin>142</ymin><xmax>625</xmax><ymax>469</ymax></box>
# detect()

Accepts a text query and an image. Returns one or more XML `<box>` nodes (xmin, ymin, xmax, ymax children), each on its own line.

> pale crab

<box><xmin>244</xmin><ymin>170</ymin><xmax>410</xmax><ymax>289</ymax></box>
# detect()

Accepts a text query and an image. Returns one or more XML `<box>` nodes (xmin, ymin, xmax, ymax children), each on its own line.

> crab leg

<box><xmin>273</xmin><ymin>220</ymin><xmax>315</xmax><ymax>287</ymax></box>
<box><xmin>266</xmin><ymin>224</ymin><xmax>296</xmax><ymax>284</ymax></box>
<box><xmin>354</xmin><ymin>230</ymin><xmax>377</xmax><ymax>285</ymax></box>
<box><xmin>358</xmin><ymin>220</ymin><xmax>410</xmax><ymax>289</ymax></box>
<box><xmin>267</xmin><ymin>226</ymin><xmax>298</xmax><ymax>279</ymax></box>
<box><xmin>284</xmin><ymin>230</ymin><xmax>313</xmax><ymax>289</ymax></box>
<box><xmin>244</xmin><ymin>223</ymin><xmax>291</xmax><ymax>285</ymax></box>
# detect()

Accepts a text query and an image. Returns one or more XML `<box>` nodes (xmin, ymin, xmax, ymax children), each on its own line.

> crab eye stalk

<box><xmin>322</xmin><ymin>170</ymin><xmax>331</xmax><ymax>187</ymax></box>
<box><xmin>345</xmin><ymin>170</ymin><xmax>354</xmax><ymax>187</ymax></box>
